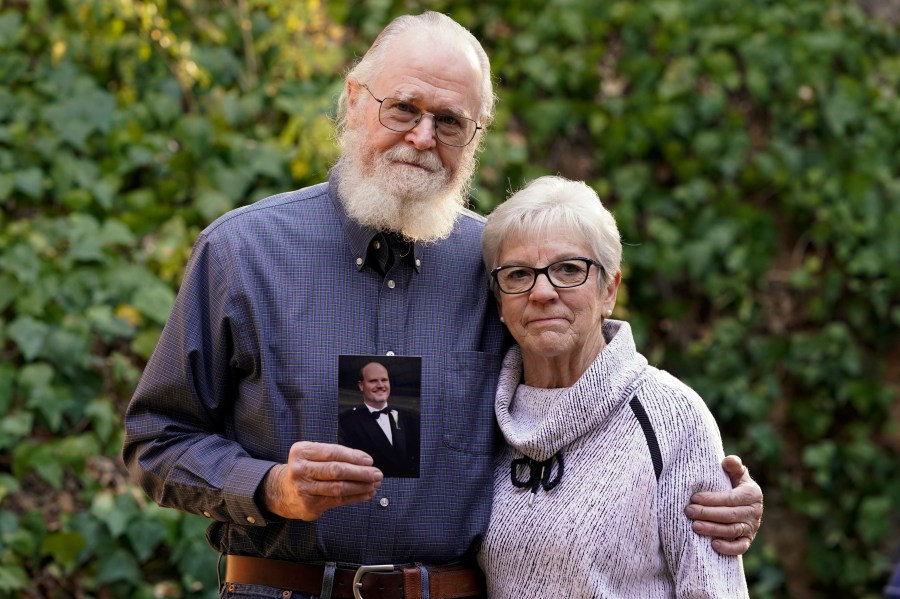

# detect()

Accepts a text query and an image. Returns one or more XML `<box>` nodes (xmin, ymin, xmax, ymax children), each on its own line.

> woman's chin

<box><xmin>518</xmin><ymin>334</ymin><xmax>576</xmax><ymax>361</ymax></box>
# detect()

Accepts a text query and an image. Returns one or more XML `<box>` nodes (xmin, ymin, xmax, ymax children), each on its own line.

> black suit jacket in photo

<box><xmin>339</xmin><ymin>405</ymin><xmax>420</xmax><ymax>477</ymax></box>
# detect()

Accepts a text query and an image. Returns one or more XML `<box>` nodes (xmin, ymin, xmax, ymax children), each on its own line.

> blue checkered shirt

<box><xmin>122</xmin><ymin>174</ymin><xmax>507</xmax><ymax>565</ymax></box>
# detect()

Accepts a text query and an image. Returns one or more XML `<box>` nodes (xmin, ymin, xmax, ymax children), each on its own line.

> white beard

<box><xmin>336</xmin><ymin>126</ymin><xmax>476</xmax><ymax>243</ymax></box>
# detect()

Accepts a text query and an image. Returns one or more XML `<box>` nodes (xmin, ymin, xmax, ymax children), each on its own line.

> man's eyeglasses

<box><xmin>362</xmin><ymin>84</ymin><xmax>482</xmax><ymax>148</ymax></box>
<box><xmin>491</xmin><ymin>257</ymin><xmax>604</xmax><ymax>294</ymax></box>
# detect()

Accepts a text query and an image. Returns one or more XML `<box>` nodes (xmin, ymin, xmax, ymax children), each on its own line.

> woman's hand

<box><xmin>683</xmin><ymin>455</ymin><xmax>763</xmax><ymax>556</ymax></box>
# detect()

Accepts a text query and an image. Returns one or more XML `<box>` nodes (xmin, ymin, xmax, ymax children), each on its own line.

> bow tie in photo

<box><xmin>371</xmin><ymin>408</ymin><xmax>391</xmax><ymax>419</ymax></box>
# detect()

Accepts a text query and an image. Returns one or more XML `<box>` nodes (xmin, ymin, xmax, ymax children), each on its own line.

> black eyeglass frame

<box><xmin>490</xmin><ymin>257</ymin><xmax>605</xmax><ymax>295</ymax></box>
<box><xmin>361</xmin><ymin>84</ymin><xmax>483</xmax><ymax>148</ymax></box>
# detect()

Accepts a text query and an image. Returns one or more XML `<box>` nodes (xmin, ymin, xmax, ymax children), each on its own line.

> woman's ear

<box><xmin>605</xmin><ymin>270</ymin><xmax>622</xmax><ymax>313</ymax></box>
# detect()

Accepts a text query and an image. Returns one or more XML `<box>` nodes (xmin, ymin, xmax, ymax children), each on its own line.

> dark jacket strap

<box><xmin>629</xmin><ymin>396</ymin><xmax>663</xmax><ymax>481</ymax></box>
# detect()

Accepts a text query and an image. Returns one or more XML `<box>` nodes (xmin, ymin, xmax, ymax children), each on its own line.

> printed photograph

<box><xmin>337</xmin><ymin>355</ymin><xmax>422</xmax><ymax>478</ymax></box>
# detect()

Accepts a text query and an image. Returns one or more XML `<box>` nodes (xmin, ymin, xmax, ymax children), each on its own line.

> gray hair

<box><xmin>335</xmin><ymin>12</ymin><xmax>496</xmax><ymax>137</ymax></box>
<box><xmin>482</xmin><ymin>176</ymin><xmax>622</xmax><ymax>293</ymax></box>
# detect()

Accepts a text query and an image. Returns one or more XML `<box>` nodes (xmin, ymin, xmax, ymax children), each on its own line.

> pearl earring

<box><xmin>607</xmin><ymin>309</ymin><xmax>612</xmax><ymax>317</ymax></box>
<box><xmin>499</xmin><ymin>316</ymin><xmax>505</xmax><ymax>323</ymax></box>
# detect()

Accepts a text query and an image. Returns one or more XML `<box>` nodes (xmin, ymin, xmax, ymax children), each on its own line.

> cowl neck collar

<box><xmin>495</xmin><ymin>319</ymin><xmax>648</xmax><ymax>461</ymax></box>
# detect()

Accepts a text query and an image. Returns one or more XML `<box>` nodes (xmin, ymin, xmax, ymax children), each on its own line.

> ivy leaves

<box><xmin>0</xmin><ymin>1</ymin><xmax>897</xmax><ymax>598</ymax></box>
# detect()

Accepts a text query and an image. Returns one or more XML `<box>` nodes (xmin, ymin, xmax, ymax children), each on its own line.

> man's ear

<box><xmin>346</xmin><ymin>80</ymin><xmax>363</xmax><ymax>128</ymax></box>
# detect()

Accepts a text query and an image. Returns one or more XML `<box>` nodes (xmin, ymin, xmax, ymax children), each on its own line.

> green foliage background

<box><xmin>1</xmin><ymin>0</ymin><xmax>898</xmax><ymax>597</ymax></box>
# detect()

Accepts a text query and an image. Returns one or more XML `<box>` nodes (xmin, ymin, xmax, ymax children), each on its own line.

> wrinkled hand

<box><xmin>684</xmin><ymin>455</ymin><xmax>763</xmax><ymax>556</ymax></box>
<box><xmin>263</xmin><ymin>441</ymin><xmax>383</xmax><ymax>521</ymax></box>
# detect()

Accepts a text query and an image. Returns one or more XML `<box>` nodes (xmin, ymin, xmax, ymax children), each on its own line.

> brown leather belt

<box><xmin>224</xmin><ymin>555</ymin><xmax>485</xmax><ymax>599</ymax></box>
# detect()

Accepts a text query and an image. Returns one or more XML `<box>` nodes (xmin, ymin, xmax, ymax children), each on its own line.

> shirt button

<box><xmin>202</xmin><ymin>511</ymin><xmax>211</xmax><ymax>518</ymax></box>
<box><xmin>415</xmin><ymin>258</ymin><xmax>421</xmax><ymax>267</ymax></box>
<box><xmin>386</xmin><ymin>351</ymin><xmax>395</xmax><ymax>356</ymax></box>
<box><xmin>379</xmin><ymin>497</ymin><xmax>390</xmax><ymax>507</ymax></box>
<box><xmin>356</xmin><ymin>257</ymin><xmax>363</xmax><ymax>266</ymax></box>
<box><xmin>387</xmin><ymin>280</ymin><xmax>395</xmax><ymax>289</ymax></box>
<box><xmin>373</xmin><ymin>240</ymin><xmax>381</xmax><ymax>249</ymax></box>
<box><xmin>246</xmin><ymin>516</ymin><xmax>256</xmax><ymax>524</ymax></box>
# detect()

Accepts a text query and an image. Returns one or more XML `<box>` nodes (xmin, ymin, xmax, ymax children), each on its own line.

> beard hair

<box><xmin>336</xmin><ymin>125</ymin><xmax>477</xmax><ymax>243</ymax></box>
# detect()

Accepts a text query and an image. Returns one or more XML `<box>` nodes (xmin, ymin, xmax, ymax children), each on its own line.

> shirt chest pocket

<box><xmin>441</xmin><ymin>351</ymin><xmax>501</xmax><ymax>454</ymax></box>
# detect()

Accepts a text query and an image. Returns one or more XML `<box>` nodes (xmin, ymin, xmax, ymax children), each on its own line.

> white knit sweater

<box><xmin>478</xmin><ymin>320</ymin><xmax>748</xmax><ymax>598</ymax></box>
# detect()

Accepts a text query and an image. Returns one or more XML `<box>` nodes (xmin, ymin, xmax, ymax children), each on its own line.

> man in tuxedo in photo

<box><xmin>339</xmin><ymin>361</ymin><xmax>420</xmax><ymax>477</ymax></box>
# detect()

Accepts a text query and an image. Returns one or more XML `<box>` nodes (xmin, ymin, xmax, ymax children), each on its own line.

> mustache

<box><xmin>382</xmin><ymin>146</ymin><xmax>443</xmax><ymax>173</ymax></box>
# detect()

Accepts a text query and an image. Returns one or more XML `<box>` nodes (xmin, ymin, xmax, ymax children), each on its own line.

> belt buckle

<box><xmin>352</xmin><ymin>564</ymin><xmax>395</xmax><ymax>599</ymax></box>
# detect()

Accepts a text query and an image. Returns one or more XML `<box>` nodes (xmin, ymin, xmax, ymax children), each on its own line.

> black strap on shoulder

<box><xmin>629</xmin><ymin>395</ymin><xmax>663</xmax><ymax>481</ymax></box>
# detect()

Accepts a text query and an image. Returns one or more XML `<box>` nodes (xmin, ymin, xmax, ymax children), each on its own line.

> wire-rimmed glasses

<box><xmin>361</xmin><ymin>84</ymin><xmax>482</xmax><ymax>147</ymax></box>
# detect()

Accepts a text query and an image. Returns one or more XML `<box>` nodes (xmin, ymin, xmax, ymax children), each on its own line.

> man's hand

<box><xmin>684</xmin><ymin>455</ymin><xmax>763</xmax><ymax>556</ymax></box>
<box><xmin>263</xmin><ymin>441</ymin><xmax>383</xmax><ymax>521</ymax></box>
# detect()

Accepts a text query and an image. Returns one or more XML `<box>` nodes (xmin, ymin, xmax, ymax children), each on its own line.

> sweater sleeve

<box><xmin>652</xmin><ymin>375</ymin><xmax>749</xmax><ymax>598</ymax></box>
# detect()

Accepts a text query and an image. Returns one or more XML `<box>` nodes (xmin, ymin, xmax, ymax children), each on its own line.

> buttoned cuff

<box><xmin>222</xmin><ymin>457</ymin><xmax>278</xmax><ymax>526</ymax></box>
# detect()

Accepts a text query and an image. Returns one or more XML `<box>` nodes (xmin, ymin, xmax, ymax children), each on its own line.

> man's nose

<box><xmin>404</xmin><ymin>114</ymin><xmax>438</xmax><ymax>150</ymax></box>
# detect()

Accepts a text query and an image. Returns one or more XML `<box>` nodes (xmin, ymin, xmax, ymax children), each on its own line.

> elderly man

<box><xmin>123</xmin><ymin>11</ymin><xmax>763</xmax><ymax>599</ymax></box>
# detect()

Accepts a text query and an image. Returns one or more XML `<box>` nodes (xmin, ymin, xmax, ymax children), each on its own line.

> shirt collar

<box><xmin>328</xmin><ymin>167</ymin><xmax>422</xmax><ymax>273</ymax></box>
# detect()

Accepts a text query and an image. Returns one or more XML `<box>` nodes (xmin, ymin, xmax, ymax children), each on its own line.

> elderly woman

<box><xmin>477</xmin><ymin>176</ymin><xmax>749</xmax><ymax>598</ymax></box>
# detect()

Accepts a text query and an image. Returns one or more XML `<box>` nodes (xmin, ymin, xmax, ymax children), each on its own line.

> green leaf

<box><xmin>7</xmin><ymin>316</ymin><xmax>50</xmax><ymax>361</ymax></box>
<box><xmin>146</xmin><ymin>91</ymin><xmax>181</xmax><ymax>126</ymax></box>
<box><xmin>0</xmin><ymin>564</ymin><xmax>28</xmax><ymax>593</ymax></box>
<box><xmin>0</xmin><ymin>274</ymin><xmax>17</xmax><ymax>312</ymax></box>
<box><xmin>823</xmin><ymin>76</ymin><xmax>863</xmax><ymax>136</ymax></box>
<box><xmin>13</xmin><ymin>442</ymin><xmax>63</xmax><ymax>488</ymax></box>
<box><xmin>194</xmin><ymin>187</ymin><xmax>233</xmax><ymax>223</ymax></box>
<box><xmin>0</xmin><ymin>12</ymin><xmax>23</xmax><ymax>50</ymax></box>
<box><xmin>91</xmin><ymin>491</ymin><xmax>140</xmax><ymax>539</ymax></box>
<box><xmin>68</xmin><ymin>511</ymin><xmax>107</xmax><ymax>563</ymax></box>
<box><xmin>41</xmin><ymin>532</ymin><xmax>86</xmax><ymax>572</ymax></box>
<box><xmin>42</xmin><ymin>78</ymin><xmax>116</xmax><ymax>149</ymax></box>
<box><xmin>42</xmin><ymin>328</ymin><xmax>90</xmax><ymax>370</ymax></box>
<box><xmin>14</xmin><ymin>168</ymin><xmax>44</xmax><ymax>199</ymax></box>
<box><xmin>0</xmin><ymin>474</ymin><xmax>20</xmax><ymax>504</ymax></box>
<box><xmin>744</xmin><ymin>66</ymin><xmax>769</xmax><ymax>101</ymax></box>
<box><xmin>0</xmin><ymin>412</ymin><xmax>33</xmax><ymax>451</ymax></box>
<box><xmin>94</xmin><ymin>548</ymin><xmax>141</xmax><ymax>585</ymax></box>
<box><xmin>0</xmin><ymin>364</ymin><xmax>14</xmax><ymax>413</ymax></box>
<box><xmin>92</xmin><ymin>175</ymin><xmax>121</xmax><ymax>210</ymax></box>
<box><xmin>64</xmin><ymin>214</ymin><xmax>106</xmax><ymax>263</ymax></box>
<box><xmin>19</xmin><ymin>363</ymin><xmax>71</xmax><ymax>432</ymax></box>
<box><xmin>611</xmin><ymin>163</ymin><xmax>651</xmax><ymax>203</ymax></box>
<box><xmin>85</xmin><ymin>399</ymin><xmax>117</xmax><ymax>444</ymax></box>
<box><xmin>98</xmin><ymin>219</ymin><xmax>136</xmax><ymax>247</ymax></box>
<box><xmin>132</xmin><ymin>282</ymin><xmax>175</xmax><ymax>325</ymax></box>
<box><xmin>170</xmin><ymin>514</ymin><xmax>219</xmax><ymax>591</ymax></box>
<box><xmin>857</xmin><ymin>496</ymin><xmax>890</xmax><ymax>544</ymax></box>
<box><xmin>86</xmin><ymin>305</ymin><xmax>135</xmax><ymax>340</ymax></box>
<box><xmin>132</xmin><ymin>328</ymin><xmax>162</xmax><ymax>360</ymax></box>
<box><xmin>0</xmin><ymin>173</ymin><xmax>13</xmax><ymax>199</ymax></box>
<box><xmin>125</xmin><ymin>518</ymin><xmax>168</xmax><ymax>562</ymax></box>
<box><xmin>56</xmin><ymin>434</ymin><xmax>101</xmax><ymax>469</ymax></box>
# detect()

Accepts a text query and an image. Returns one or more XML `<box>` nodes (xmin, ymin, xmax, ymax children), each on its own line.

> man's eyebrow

<box><xmin>391</xmin><ymin>91</ymin><xmax>471</xmax><ymax>120</ymax></box>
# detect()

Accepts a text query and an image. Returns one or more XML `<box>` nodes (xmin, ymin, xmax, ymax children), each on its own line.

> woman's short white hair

<box><xmin>335</xmin><ymin>12</ymin><xmax>496</xmax><ymax>138</ymax></box>
<box><xmin>482</xmin><ymin>176</ymin><xmax>622</xmax><ymax>293</ymax></box>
